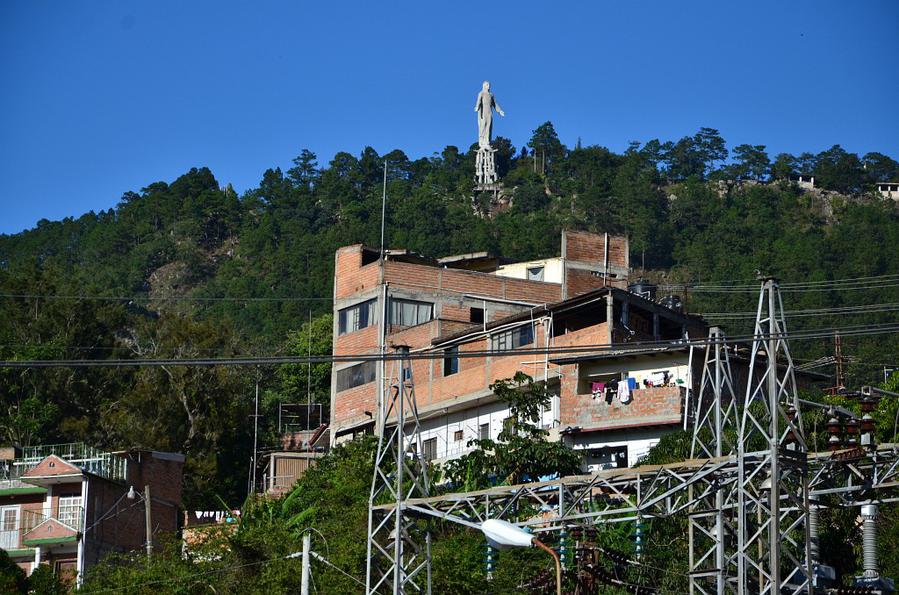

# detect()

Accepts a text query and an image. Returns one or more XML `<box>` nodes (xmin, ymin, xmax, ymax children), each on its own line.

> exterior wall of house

<box><xmin>1</xmin><ymin>448</ymin><xmax>183</xmax><ymax>581</ymax></box>
<box><xmin>328</xmin><ymin>232</ymin><xmax>699</xmax><ymax>473</ymax></box>
<box><xmin>876</xmin><ymin>183</ymin><xmax>899</xmax><ymax>201</ymax></box>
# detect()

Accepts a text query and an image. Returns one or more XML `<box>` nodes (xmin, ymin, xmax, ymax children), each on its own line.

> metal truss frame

<box><xmin>366</xmin><ymin>281</ymin><xmax>899</xmax><ymax>594</ymax></box>
<box><xmin>366</xmin><ymin>346</ymin><xmax>432</xmax><ymax>595</ymax></box>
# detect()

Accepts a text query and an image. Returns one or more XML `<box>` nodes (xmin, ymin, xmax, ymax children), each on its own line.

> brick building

<box><xmin>330</xmin><ymin>230</ymin><xmax>631</xmax><ymax>441</ymax></box>
<box><xmin>0</xmin><ymin>443</ymin><xmax>183</xmax><ymax>584</ymax></box>
<box><xmin>329</xmin><ymin>230</ymin><xmax>720</xmax><ymax>468</ymax></box>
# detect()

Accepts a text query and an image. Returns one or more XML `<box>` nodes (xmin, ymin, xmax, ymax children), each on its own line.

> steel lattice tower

<box><xmin>366</xmin><ymin>346</ymin><xmax>432</xmax><ymax>594</ymax></box>
<box><xmin>689</xmin><ymin>327</ymin><xmax>740</xmax><ymax>594</ymax></box>
<box><xmin>736</xmin><ymin>278</ymin><xmax>812</xmax><ymax>594</ymax></box>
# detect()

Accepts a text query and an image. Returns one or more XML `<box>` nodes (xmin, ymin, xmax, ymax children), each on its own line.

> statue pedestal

<box><xmin>475</xmin><ymin>146</ymin><xmax>498</xmax><ymax>188</ymax></box>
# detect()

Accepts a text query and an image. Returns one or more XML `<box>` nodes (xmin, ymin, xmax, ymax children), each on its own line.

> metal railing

<box><xmin>16</xmin><ymin>443</ymin><xmax>127</xmax><ymax>482</ymax></box>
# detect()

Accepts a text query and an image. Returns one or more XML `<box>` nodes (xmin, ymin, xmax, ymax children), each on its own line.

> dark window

<box><xmin>443</xmin><ymin>346</ymin><xmax>459</xmax><ymax>376</ymax></box>
<box><xmin>389</xmin><ymin>298</ymin><xmax>433</xmax><ymax>327</ymax></box>
<box><xmin>338</xmin><ymin>299</ymin><xmax>377</xmax><ymax>335</ymax></box>
<box><xmin>491</xmin><ymin>324</ymin><xmax>534</xmax><ymax>352</ymax></box>
<box><xmin>423</xmin><ymin>437</ymin><xmax>437</xmax><ymax>461</ymax></box>
<box><xmin>470</xmin><ymin>307</ymin><xmax>484</xmax><ymax>324</ymax></box>
<box><xmin>479</xmin><ymin>423</ymin><xmax>490</xmax><ymax>440</ymax></box>
<box><xmin>336</xmin><ymin>361</ymin><xmax>377</xmax><ymax>392</ymax></box>
<box><xmin>527</xmin><ymin>266</ymin><xmax>545</xmax><ymax>281</ymax></box>
<box><xmin>502</xmin><ymin>416</ymin><xmax>516</xmax><ymax>435</ymax></box>
<box><xmin>453</xmin><ymin>430</ymin><xmax>464</xmax><ymax>441</ymax></box>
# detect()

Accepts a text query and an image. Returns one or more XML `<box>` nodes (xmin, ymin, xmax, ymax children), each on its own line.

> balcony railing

<box><xmin>0</xmin><ymin>506</ymin><xmax>84</xmax><ymax>551</ymax></box>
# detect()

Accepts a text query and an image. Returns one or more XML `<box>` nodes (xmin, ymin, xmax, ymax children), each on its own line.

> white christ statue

<box><xmin>474</xmin><ymin>80</ymin><xmax>504</xmax><ymax>149</ymax></box>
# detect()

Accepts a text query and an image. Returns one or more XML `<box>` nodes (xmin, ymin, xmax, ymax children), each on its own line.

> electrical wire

<box><xmin>6</xmin><ymin>273</ymin><xmax>899</xmax><ymax>303</ymax></box>
<box><xmin>2</xmin><ymin>321</ymin><xmax>899</xmax><ymax>368</ymax></box>
<box><xmin>0</xmin><ymin>292</ymin><xmax>332</xmax><ymax>303</ymax></box>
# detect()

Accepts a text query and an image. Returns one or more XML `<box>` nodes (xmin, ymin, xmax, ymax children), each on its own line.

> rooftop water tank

<box><xmin>628</xmin><ymin>279</ymin><xmax>657</xmax><ymax>301</ymax></box>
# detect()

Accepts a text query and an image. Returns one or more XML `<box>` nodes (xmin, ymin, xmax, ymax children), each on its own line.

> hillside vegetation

<box><xmin>2</xmin><ymin>123</ymin><xmax>899</xmax><ymax>508</ymax></box>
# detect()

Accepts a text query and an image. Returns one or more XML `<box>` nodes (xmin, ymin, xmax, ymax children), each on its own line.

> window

<box><xmin>491</xmin><ymin>324</ymin><xmax>534</xmax><ymax>352</ymax></box>
<box><xmin>527</xmin><ymin>266</ymin><xmax>545</xmax><ymax>281</ymax></box>
<box><xmin>336</xmin><ymin>361</ymin><xmax>377</xmax><ymax>392</ymax></box>
<box><xmin>58</xmin><ymin>494</ymin><xmax>82</xmax><ymax>530</ymax></box>
<box><xmin>443</xmin><ymin>346</ymin><xmax>459</xmax><ymax>376</ymax></box>
<box><xmin>389</xmin><ymin>298</ymin><xmax>433</xmax><ymax>327</ymax></box>
<box><xmin>423</xmin><ymin>437</ymin><xmax>438</xmax><ymax>461</ymax></box>
<box><xmin>453</xmin><ymin>430</ymin><xmax>464</xmax><ymax>442</ymax></box>
<box><xmin>470</xmin><ymin>307</ymin><xmax>485</xmax><ymax>324</ymax></box>
<box><xmin>338</xmin><ymin>299</ymin><xmax>377</xmax><ymax>335</ymax></box>
<box><xmin>479</xmin><ymin>423</ymin><xmax>490</xmax><ymax>441</ymax></box>
<box><xmin>0</xmin><ymin>506</ymin><xmax>20</xmax><ymax>550</ymax></box>
<box><xmin>502</xmin><ymin>416</ymin><xmax>516</xmax><ymax>435</ymax></box>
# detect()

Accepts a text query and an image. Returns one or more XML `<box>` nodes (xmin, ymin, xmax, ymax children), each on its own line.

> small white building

<box><xmin>876</xmin><ymin>182</ymin><xmax>899</xmax><ymax>201</ymax></box>
<box><xmin>789</xmin><ymin>173</ymin><xmax>815</xmax><ymax>190</ymax></box>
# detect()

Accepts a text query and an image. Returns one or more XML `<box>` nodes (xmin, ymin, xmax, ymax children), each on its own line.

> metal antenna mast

<box><xmin>736</xmin><ymin>278</ymin><xmax>811</xmax><ymax>594</ymax></box>
<box><xmin>689</xmin><ymin>326</ymin><xmax>739</xmax><ymax>594</ymax></box>
<box><xmin>366</xmin><ymin>346</ymin><xmax>432</xmax><ymax>594</ymax></box>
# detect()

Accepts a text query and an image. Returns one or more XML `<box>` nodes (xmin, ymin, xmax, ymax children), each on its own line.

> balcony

<box><xmin>0</xmin><ymin>506</ymin><xmax>83</xmax><ymax>552</ymax></box>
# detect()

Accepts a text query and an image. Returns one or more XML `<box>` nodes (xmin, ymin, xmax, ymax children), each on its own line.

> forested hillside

<box><xmin>2</xmin><ymin>122</ymin><xmax>899</xmax><ymax>507</ymax></box>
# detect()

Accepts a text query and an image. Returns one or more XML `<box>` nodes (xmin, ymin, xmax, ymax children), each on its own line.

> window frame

<box><xmin>443</xmin><ymin>345</ymin><xmax>459</xmax><ymax>376</ymax></box>
<box><xmin>388</xmin><ymin>298</ymin><xmax>433</xmax><ymax>328</ymax></box>
<box><xmin>422</xmin><ymin>437</ymin><xmax>438</xmax><ymax>461</ymax></box>
<box><xmin>336</xmin><ymin>361</ymin><xmax>377</xmax><ymax>392</ymax></box>
<box><xmin>490</xmin><ymin>323</ymin><xmax>535</xmax><ymax>352</ymax></box>
<box><xmin>337</xmin><ymin>299</ymin><xmax>377</xmax><ymax>336</ymax></box>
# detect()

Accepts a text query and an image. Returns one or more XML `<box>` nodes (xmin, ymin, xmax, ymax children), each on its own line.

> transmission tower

<box><xmin>366</xmin><ymin>346</ymin><xmax>432</xmax><ymax>594</ymax></box>
<box><xmin>689</xmin><ymin>326</ymin><xmax>739</xmax><ymax>594</ymax></box>
<box><xmin>736</xmin><ymin>278</ymin><xmax>811</xmax><ymax>594</ymax></box>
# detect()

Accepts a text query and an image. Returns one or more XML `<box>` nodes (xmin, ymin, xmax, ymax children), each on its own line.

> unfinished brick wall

<box><xmin>334</xmin><ymin>324</ymin><xmax>379</xmax><ymax>356</ymax></box>
<box><xmin>562</xmin><ymin>231</ymin><xmax>630</xmax><ymax>296</ymax></box>
<box><xmin>384</xmin><ymin>261</ymin><xmax>562</xmax><ymax>305</ymax></box>
<box><xmin>560</xmin><ymin>381</ymin><xmax>684</xmax><ymax>430</ymax></box>
<box><xmin>563</xmin><ymin>230</ymin><xmax>628</xmax><ymax>270</ymax></box>
<box><xmin>334</xmin><ymin>246</ymin><xmax>381</xmax><ymax>299</ymax></box>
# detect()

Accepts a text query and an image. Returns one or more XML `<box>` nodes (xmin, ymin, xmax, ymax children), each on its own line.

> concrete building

<box><xmin>330</xmin><ymin>230</ymin><xmax>631</xmax><ymax>442</ymax></box>
<box><xmin>258</xmin><ymin>422</ymin><xmax>329</xmax><ymax>497</ymax></box>
<box><xmin>329</xmin><ymin>230</ymin><xmax>720</xmax><ymax>472</ymax></box>
<box><xmin>0</xmin><ymin>443</ymin><xmax>183</xmax><ymax>583</ymax></box>
<box><xmin>876</xmin><ymin>182</ymin><xmax>899</xmax><ymax>201</ymax></box>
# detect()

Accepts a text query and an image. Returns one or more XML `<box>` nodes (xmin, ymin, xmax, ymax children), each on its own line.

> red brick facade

<box><xmin>330</xmin><ymin>231</ymin><xmax>642</xmax><ymax>438</ymax></box>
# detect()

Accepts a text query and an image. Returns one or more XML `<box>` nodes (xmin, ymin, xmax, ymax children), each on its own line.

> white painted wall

<box><xmin>494</xmin><ymin>258</ymin><xmax>563</xmax><ymax>283</ymax></box>
<box><xmin>417</xmin><ymin>396</ymin><xmax>559</xmax><ymax>463</ymax></box>
<box><xmin>568</xmin><ymin>425</ymin><xmax>674</xmax><ymax>469</ymax></box>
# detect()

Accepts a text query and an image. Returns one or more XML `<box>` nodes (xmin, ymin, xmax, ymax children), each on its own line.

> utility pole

<box><xmin>301</xmin><ymin>531</ymin><xmax>311</xmax><ymax>595</ymax></box>
<box><xmin>144</xmin><ymin>484</ymin><xmax>153</xmax><ymax>558</ymax></box>
<box><xmin>380</xmin><ymin>160</ymin><xmax>388</xmax><ymax>260</ymax></box>
<box><xmin>251</xmin><ymin>371</ymin><xmax>259</xmax><ymax>492</ymax></box>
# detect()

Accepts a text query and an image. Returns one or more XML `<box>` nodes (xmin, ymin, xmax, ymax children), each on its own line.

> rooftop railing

<box><xmin>12</xmin><ymin>443</ymin><xmax>127</xmax><ymax>483</ymax></box>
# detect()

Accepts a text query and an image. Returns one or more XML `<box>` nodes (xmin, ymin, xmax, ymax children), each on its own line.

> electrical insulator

<box><xmin>845</xmin><ymin>418</ymin><xmax>860</xmax><ymax>446</ymax></box>
<box><xmin>485</xmin><ymin>542</ymin><xmax>495</xmax><ymax>580</ymax></box>
<box><xmin>827</xmin><ymin>415</ymin><xmax>843</xmax><ymax>451</ymax></box>
<box><xmin>559</xmin><ymin>528</ymin><xmax>569</xmax><ymax>569</ymax></box>
<box><xmin>634</xmin><ymin>518</ymin><xmax>645</xmax><ymax>558</ymax></box>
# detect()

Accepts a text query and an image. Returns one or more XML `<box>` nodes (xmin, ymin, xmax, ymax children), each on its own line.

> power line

<box><xmin>6</xmin><ymin>273</ymin><xmax>899</xmax><ymax>303</ymax></box>
<box><xmin>0</xmin><ymin>292</ymin><xmax>332</xmax><ymax>303</ymax></box>
<box><xmin>700</xmin><ymin>301</ymin><xmax>899</xmax><ymax>319</ymax></box>
<box><xmin>2</xmin><ymin>322</ymin><xmax>898</xmax><ymax>368</ymax></box>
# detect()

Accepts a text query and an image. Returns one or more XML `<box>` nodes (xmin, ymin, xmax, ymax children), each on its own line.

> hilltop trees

<box><xmin>1</xmin><ymin>123</ymin><xmax>898</xmax><ymax>512</ymax></box>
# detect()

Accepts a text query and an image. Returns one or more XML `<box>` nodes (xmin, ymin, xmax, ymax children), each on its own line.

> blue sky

<box><xmin>1</xmin><ymin>0</ymin><xmax>897</xmax><ymax>234</ymax></box>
